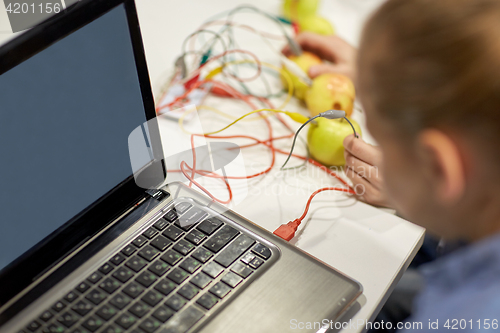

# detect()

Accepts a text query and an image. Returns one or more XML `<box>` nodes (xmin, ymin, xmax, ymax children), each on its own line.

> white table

<box><xmin>0</xmin><ymin>1</ymin><xmax>425</xmax><ymax>332</ymax></box>
<box><xmin>133</xmin><ymin>1</ymin><xmax>425</xmax><ymax>332</ymax></box>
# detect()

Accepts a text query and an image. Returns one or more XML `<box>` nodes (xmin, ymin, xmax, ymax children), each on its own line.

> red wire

<box><xmin>298</xmin><ymin>187</ymin><xmax>355</xmax><ymax>222</ymax></box>
<box><xmin>163</xmin><ymin>76</ymin><xmax>354</xmax><ymax>204</ymax></box>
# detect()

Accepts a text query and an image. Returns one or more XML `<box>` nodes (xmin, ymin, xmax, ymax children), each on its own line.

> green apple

<box><xmin>299</xmin><ymin>15</ymin><xmax>335</xmax><ymax>35</ymax></box>
<box><xmin>283</xmin><ymin>0</ymin><xmax>319</xmax><ymax>21</ymax></box>
<box><xmin>282</xmin><ymin>51</ymin><xmax>322</xmax><ymax>100</ymax></box>
<box><xmin>307</xmin><ymin>117</ymin><xmax>362</xmax><ymax>166</ymax></box>
<box><xmin>305</xmin><ymin>73</ymin><xmax>355</xmax><ymax>117</ymax></box>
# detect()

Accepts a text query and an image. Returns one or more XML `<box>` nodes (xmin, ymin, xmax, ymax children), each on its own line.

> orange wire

<box><xmin>299</xmin><ymin>187</ymin><xmax>356</xmax><ymax>222</ymax></box>
<box><xmin>163</xmin><ymin>73</ymin><xmax>353</xmax><ymax>203</ymax></box>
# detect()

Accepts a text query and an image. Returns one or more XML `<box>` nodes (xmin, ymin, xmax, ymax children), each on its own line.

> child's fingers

<box><xmin>308</xmin><ymin>63</ymin><xmax>338</xmax><ymax>78</ymax></box>
<box><xmin>344</xmin><ymin>151</ymin><xmax>382</xmax><ymax>189</ymax></box>
<box><xmin>281</xmin><ymin>44</ymin><xmax>292</xmax><ymax>57</ymax></box>
<box><xmin>343</xmin><ymin>135</ymin><xmax>382</xmax><ymax>167</ymax></box>
<box><xmin>294</xmin><ymin>32</ymin><xmax>338</xmax><ymax>62</ymax></box>
<box><xmin>345</xmin><ymin>166</ymin><xmax>388</xmax><ymax>207</ymax></box>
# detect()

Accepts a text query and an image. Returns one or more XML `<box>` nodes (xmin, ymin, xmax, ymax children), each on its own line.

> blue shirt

<box><xmin>403</xmin><ymin>233</ymin><xmax>500</xmax><ymax>332</ymax></box>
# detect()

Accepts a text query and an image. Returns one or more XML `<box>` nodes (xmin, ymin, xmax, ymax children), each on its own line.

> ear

<box><xmin>417</xmin><ymin>129</ymin><xmax>466</xmax><ymax>205</ymax></box>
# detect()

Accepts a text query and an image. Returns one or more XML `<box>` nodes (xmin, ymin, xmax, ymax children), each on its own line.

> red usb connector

<box><xmin>273</xmin><ymin>187</ymin><xmax>355</xmax><ymax>241</ymax></box>
<box><xmin>273</xmin><ymin>219</ymin><xmax>301</xmax><ymax>241</ymax></box>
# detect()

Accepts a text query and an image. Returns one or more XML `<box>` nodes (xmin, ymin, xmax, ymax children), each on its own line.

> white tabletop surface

<box><xmin>0</xmin><ymin>1</ymin><xmax>425</xmax><ymax>332</ymax></box>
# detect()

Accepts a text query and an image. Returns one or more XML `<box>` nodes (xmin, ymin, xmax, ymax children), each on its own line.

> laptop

<box><xmin>0</xmin><ymin>0</ymin><xmax>362</xmax><ymax>332</ymax></box>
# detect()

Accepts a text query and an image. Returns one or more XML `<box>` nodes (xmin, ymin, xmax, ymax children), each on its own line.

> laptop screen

<box><xmin>0</xmin><ymin>4</ymin><xmax>150</xmax><ymax>273</ymax></box>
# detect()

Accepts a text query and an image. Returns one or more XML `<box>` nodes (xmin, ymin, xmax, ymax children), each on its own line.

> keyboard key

<box><xmin>95</xmin><ymin>304</ymin><xmax>118</xmax><ymax>320</ymax></box>
<box><xmin>179</xmin><ymin>257</ymin><xmax>202</xmax><ymax>274</ymax></box>
<box><xmin>125</xmin><ymin>256</ymin><xmax>147</xmax><ymax>272</ymax></box>
<box><xmin>160</xmin><ymin>306</ymin><xmax>204</xmax><ymax>333</ymax></box>
<box><xmin>132</xmin><ymin>235</ymin><xmax>148</xmax><ymax>248</ymax></box>
<box><xmin>109</xmin><ymin>253</ymin><xmax>126</xmax><ymax>266</ymax></box>
<box><xmin>163</xmin><ymin>209</ymin><xmax>178</xmax><ymax>222</ymax></box>
<box><xmin>122</xmin><ymin>282</ymin><xmax>145</xmax><ymax>298</ymax></box>
<box><xmin>214</xmin><ymin>234</ymin><xmax>255</xmax><ymax>268</ymax></box>
<box><xmin>152</xmin><ymin>306</ymin><xmax>174</xmax><ymax>322</ymax></box>
<box><xmin>70</xmin><ymin>328</ymin><xmax>89</xmax><ymax>333</ymax></box>
<box><xmin>139</xmin><ymin>317</ymin><xmax>162</xmax><ymax>333</ymax></box>
<box><xmin>190</xmin><ymin>272</ymin><xmax>213</xmax><ymax>289</ymax></box>
<box><xmin>240</xmin><ymin>253</ymin><xmax>256</xmax><ymax>265</ymax></box>
<box><xmin>197</xmin><ymin>217</ymin><xmax>223</xmax><ymax>235</ymax></box>
<box><xmin>150</xmin><ymin>235</ymin><xmax>172</xmax><ymax>251</ymax></box>
<box><xmin>191</xmin><ymin>248</ymin><xmax>213</xmax><ymax>263</ymax></box>
<box><xmin>112</xmin><ymin>267</ymin><xmax>133</xmax><ymax>283</ymax></box>
<box><xmin>177</xmin><ymin>284</ymin><xmax>199</xmax><ymax>300</ymax></box>
<box><xmin>87</xmin><ymin>271</ymin><xmax>103</xmax><ymax>284</ymax></box>
<box><xmin>115</xmin><ymin>314</ymin><xmax>137</xmax><ymax>329</ymax></box>
<box><xmin>184</xmin><ymin>230</ymin><xmax>206</xmax><ymax>245</ymax></box>
<box><xmin>196</xmin><ymin>293</ymin><xmax>218</xmax><ymax>310</ymax></box>
<box><xmin>154</xmin><ymin>279</ymin><xmax>177</xmax><ymax>296</ymax></box>
<box><xmin>121</xmin><ymin>244</ymin><xmax>137</xmax><ymax>257</ymax></box>
<box><xmin>249</xmin><ymin>256</ymin><xmax>264</xmax><ymax>269</ymax></box>
<box><xmin>109</xmin><ymin>293</ymin><xmax>132</xmax><ymax>310</ymax></box>
<box><xmin>221</xmin><ymin>272</ymin><xmax>243</xmax><ymax>288</ymax></box>
<box><xmin>52</xmin><ymin>301</ymin><xmax>66</xmax><ymax>313</ymax></box>
<box><xmin>136</xmin><ymin>271</ymin><xmax>158</xmax><ymax>287</ymax></box>
<box><xmin>138</xmin><ymin>245</ymin><xmax>160</xmax><ymax>262</ymax></box>
<box><xmin>101</xmin><ymin>325</ymin><xmax>123</xmax><ymax>333</ymax></box>
<box><xmin>202</xmin><ymin>262</ymin><xmax>224</xmax><ymax>279</ymax></box>
<box><xmin>153</xmin><ymin>218</ymin><xmax>169</xmax><ymax>231</ymax></box>
<box><xmin>203</xmin><ymin>225</ymin><xmax>239</xmax><ymax>253</ymax></box>
<box><xmin>98</xmin><ymin>263</ymin><xmax>114</xmax><ymax>275</ymax></box>
<box><xmin>57</xmin><ymin>311</ymin><xmax>78</xmax><ymax>328</ymax></box>
<box><xmin>82</xmin><ymin>317</ymin><xmax>103</xmax><ymax>332</ymax></box>
<box><xmin>175</xmin><ymin>202</ymin><xmax>192</xmax><ymax>214</ymax></box>
<box><xmin>162</xmin><ymin>225</ymin><xmax>184</xmax><ymax>241</ymax></box>
<box><xmin>99</xmin><ymin>277</ymin><xmax>121</xmax><ymax>294</ymax></box>
<box><xmin>27</xmin><ymin>320</ymin><xmax>41</xmax><ymax>331</ymax></box>
<box><xmin>46</xmin><ymin>323</ymin><xmax>65</xmax><ymax>333</ymax></box>
<box><xmin>161</xmin><ymin>250</ymin><xmax>183</xmax><ymax>266</ymax></box>
<box><xmin>167</xmin><ymin>268</ymin><xmax>189</xmax><ymax>284</ymax></box>
<box><xmin>71</xmin><ymin>300</ymin><xmax>93</xmax><ymax>316</ymax></box>
<box><xmin>141</xmin><ymin>290</ymin><xmax>164</xmax><ymax>307</ymax></box>
<box><xmin>39</xmin><ymin>310</ymin><xmax>53</xmax><ymax>322</ymax></box>
<box><xmin>75</xmin><ymin>281</ymin><xmax>91</xmax><ymax>293</ymax></box>
<box><xmin>252</xmin><ymin>243</ymin><xmax>271</xmax><ymax>259</ymax></box>
<box><xmin>175</xmin><ymin>208</ymin><xmax>207</xmax><ymax>231</ymax></box>
<box><xmin>148</xmin><ymin>260</ymin><xmax>171</xmax><ymax>277</ymax></box>
<box><xmin>86</xmin><ymin>289</ymin><xmax>107</xmax><ymax>305</ymax></box>
<box><xmin>173</xmin><ymin>239</ymin><xmax>195</xmax><ymax>256</ymax></box>
<box><xmin>231</xmin><ymin>262</ymin><xmax>253</xmax><ymax>278</ymax></box>
<box><xmin>143</xmin><ymin>227</ymin><xmax>158</xmax><ymax>239</ymax></box>
<box><xmin>128</xmin><ymin>301</ymin><xmax>150</xmax><ymax>318</ymax></box>
<box><xmin>64</xmin><ymin>291</ymin><xmax>78</xmax><ymax>303</ymax></box>
<box><xmin>209</xmin><ymin>282</ymin><xmax>231</xmax><ymax>299</ymax></box>
<box><xmin>165</xmin><ymin>294</ymin><xmax>187</xmax><ymax>311</ymax></box>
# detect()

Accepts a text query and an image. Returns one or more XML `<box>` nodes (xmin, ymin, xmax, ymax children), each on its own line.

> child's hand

<box><xmin>282</xmin><ymin>32</ymin><xmax>357</xmax><ymax>82</ymax></box>
<box><xmin>343</xmin><ymin>135</ymin><xmax>391</xmax><ymax>207</ymax></box>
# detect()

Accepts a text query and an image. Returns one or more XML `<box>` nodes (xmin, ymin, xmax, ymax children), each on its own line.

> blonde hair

<box><xmin>359</xmin><ymin>0</ymin><xmax>500</xmax><ymax>149</ymax></box>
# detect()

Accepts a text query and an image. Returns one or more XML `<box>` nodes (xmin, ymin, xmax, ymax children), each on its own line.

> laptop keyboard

<box><xmin>21</xmin><ymin>200</ymin><xmax>274</xmax><ymax>333</ymax></box>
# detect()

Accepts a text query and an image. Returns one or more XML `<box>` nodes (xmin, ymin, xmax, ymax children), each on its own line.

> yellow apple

<box><xmin>305</xmin><ymin>73</ymin><xmax>355</xmax><ymax>117</ymax></box>
<box><xmin>307</xmin><ymin>117</ymin><xmax>362</xmax><ymax>166</ymax></box>
<box><xmin>299</xmin><ymin>15</ymin><xmax>335</xmax><ymax>35</ymax></box>
<box><xmin>282</xmin><ymin>51</ymin><xmax>322</xmax><ymax>100</ymax></box>
<box><xmin>283</xmin><ymin>0</ymin><xmax>319</xmax><ymax>21</ymax></box>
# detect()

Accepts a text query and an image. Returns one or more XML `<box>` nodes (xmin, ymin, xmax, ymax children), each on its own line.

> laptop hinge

<box><xmin>145</xmin><ymin>188</ymin><xmax>170</xmax><ymax>201</ymax></box>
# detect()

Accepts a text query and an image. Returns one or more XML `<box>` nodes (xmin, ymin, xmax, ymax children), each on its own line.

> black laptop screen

<box><xmin>0</xmin><ymin>5</ymin><xmax>149</xmax><ymax>273</ymax></box>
